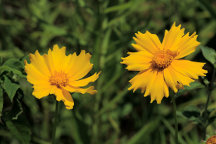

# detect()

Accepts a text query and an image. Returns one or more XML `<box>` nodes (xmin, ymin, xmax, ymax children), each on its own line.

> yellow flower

<box><xmin>121</xmin><ymin>23</ymin><xmax>207</xmax><ymax>103</ymax></box>
<box><xmin>25</xmin><ymin>44</ymin><xmax>100</xmax><ymax>109</ymax></box>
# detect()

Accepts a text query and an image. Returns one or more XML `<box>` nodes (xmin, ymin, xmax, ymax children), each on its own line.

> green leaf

<box><xmin>3</xmin><ymin>76</ymin><xmax>20</xmax><ymax>102</ymax></box>
<box><xmin>200</xmin><ymin>46</ymin><xmax>216</xmax><ymax>65</ymax></box>
<box><xmin>4</xmin><ymin>58</ymin><xmax>24</xmax><ymax>69</ymax></box>
<box><xmin>6</xmin><ymin>120</ymin><xmax>31</xmax><ymax>144</ymax></box>
<box><xmin>0</xmin><ymin>58</ymin><xmax>25</xmax><ymax>78</ymax></box>
<box><xmin>0</xmin><ymin>65</ymin><xmax>25</xmax><ymax>78</ymax></box>
<box><xmin>0</xmin><ymin>87</ymin><xmax>3</xmax><ymax>117</ymax></box>
<box><xmin>104</xmin><ymin>2</ymin><xmax>132</xmax><ymax>13</ymax></box>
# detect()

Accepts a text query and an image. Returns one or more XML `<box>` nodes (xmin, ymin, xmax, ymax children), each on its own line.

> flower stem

<box><xmin>52</xmin><ymin>101</ymin><xmax>60</xmax><ymax>144</ymax></box>
<box><xmin>202</xmin><ymin>67</ymin><xmax>215</xmax><ymax>140</ymax></box>
<box><xmin>172</xmin><ymin>94</ymin><xmax>178</xmax><ymax>144</ymax></box>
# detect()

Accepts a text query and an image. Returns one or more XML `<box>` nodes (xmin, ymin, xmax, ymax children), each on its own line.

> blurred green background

<box><xmin>0</xmin><ymin>0</ymin><xmax>216</xmax><ymax>144</ymax></box>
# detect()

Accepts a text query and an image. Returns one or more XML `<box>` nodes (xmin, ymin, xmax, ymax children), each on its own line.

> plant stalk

<box><xmin>52</xmin><ymin>101</ymin><xmax>60</xmax><ymax>144</ymax></box>
<box><xmin>202</xmin><ymin>67</ymin><xmax>215</xmax><ymax>140</ymax></box>
<box><xmin>172</xmin><ymin>95</ymin><xmax>178</xmax><ymax>144</ymax></box>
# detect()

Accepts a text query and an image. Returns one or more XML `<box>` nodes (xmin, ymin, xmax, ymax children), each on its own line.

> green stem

<box><xmin>52</xmin><ymin>101</ymin><xmax>60</xmax><ymax>144</ymax></box>
<box><xmin>202</xmin><ymin>67</ymin><xmax>215</xmax><ymax>140</ymax></box>
<box><xmin>172</xmin><ymin>95</ymin><xmax>178</xmax><ymax>144</ymax></box>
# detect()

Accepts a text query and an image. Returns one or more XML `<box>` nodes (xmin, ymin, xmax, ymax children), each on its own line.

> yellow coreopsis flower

<box><xmin>121</xmin><ymin>23</ymin><xmax>207</xmax><ymax>103</ymax></box>
<box><xmin>25</xmin><ymin>44</ymin><xmax>100</xmax><ymax>109</ymax></box>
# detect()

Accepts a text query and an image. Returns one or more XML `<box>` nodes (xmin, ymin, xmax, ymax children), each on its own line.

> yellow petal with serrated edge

<box><xmin>171</xmin><ymin>60</ymin><xmax>207</xmax><ymax>79</ymax></box>
<box><xmin>70</xmin><ymin>72</ymin><xmax>101</xmax><ymax>87</ymax></box>
<box><xmin>133</xmin><ymin>31</ymin><xmax>162</xmax><ymax>53</ymax></box>
<box><xmin>162</xmin><ymin>23</ymin><xmax>185</xmax><ymax>51</ymax></box>
<box><xmin>121</xmin><ymin>51</ymin><xmax>153</xmax><ymax>71</ymax></box>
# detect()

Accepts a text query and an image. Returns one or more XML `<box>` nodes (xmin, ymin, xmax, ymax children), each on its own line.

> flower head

<box><xmin>25</xmin><ymin>44</ymin><xmax>100</xmax><ymax>109</ymax></box>
<box><xmin>121</xmin><ymin>22</ymin><xmax>207</xmax><ymax>103</ymax></box>
<box><xmin>206</xmin><ymin>135</ymin><xmax>216</xmax><ymax>144</ymax></box>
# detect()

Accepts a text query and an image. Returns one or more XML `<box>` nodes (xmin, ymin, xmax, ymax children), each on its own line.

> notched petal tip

<box><xmin>133</xmin><ymin>36</ymin><xmax>138</xmax><ymax>41</ymax></box>
<box><xmin>24</xmin><ymin>60</ymin><xmax>28</xmax><ymax>65</ymax></box>
<box><xmin>191</xmin><ymin>32</ymin><xmax>197</xmax><ymax>38</ymax></box>
<box><xmin>97</xmin><ymin>71</ymin><xmax>102</xmax><ymax>76</ymax></box>
<box><xmin>150</xmin><ymin>98</ymin><xmax>154</xmax><ymax>103</ymax></box>
<box><xmin>34</xmin><ymin>50</ymin><xmax>40</xmax><ymax>55</ymax></box>
<box><xmin>53</xmin><ymin>44</ymin><xmax>60</xmax><ymax>50</ymax></box>
<box><xmin>128</xmin><ymin>87</ymin><xmax>132</xmax><ymax>91</ymax></box>
<box><xmin>171</xmin><ymin>22</ymin><xmax>176</xmax><ymax>28</ymax></box>
<box><xmin>131</xmin><ymin>43</ymin><xmax>135</xmax><ymax>47</ymax></box>
<box><xmin>156</xmin><ymin>100</ymin><xmax>162</xmax><ymax>104</ymax></box>
<box><xmin>29</xmin><ymin>53</ymin><xmax>34</xmax><ymax>61</ymax></box>
<box><xmin>137</xmin><ymin>31</ymin><xmax>143</xmax><ymax>35</ymax></box>
<box><xmin>61</xmin><ymin>46</ymin><xmax>66</xmax><ymax>50</ymax></box>
<box><xmin>65</xmin><ymin>102</ymin><xmax>74</xmax><ymax>110</ymax></box>
<box><xmin>80</xmin><ymin>50</ymin><xmax>92</xmax><ymax>59</ymax></box>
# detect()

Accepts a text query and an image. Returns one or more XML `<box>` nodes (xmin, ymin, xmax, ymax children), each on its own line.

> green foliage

<box><xmin>6</xmin><ymin>120</ymin><xmax>31</xmax><ymax>144</ymax></box>
<box><xmin>200</xmin><ymin>46</ymin><xmax>216</xmax><ymax>66</ymax></box>
<box><xmin>0</xmin><ymin>0</ymin><xmax>216</xmax><ymax>144</ymax></box>
<box><xmin>0</xmin><ymin>87</ymin><xmax>3</xmax><ymax>116</ymax></box>
<box><xmin>3</xmin><ymin>76</ymin><xmax>20</xmax><ymax>102</ymax></box>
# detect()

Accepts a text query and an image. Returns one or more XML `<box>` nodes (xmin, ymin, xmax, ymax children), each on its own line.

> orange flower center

<box><xmin>49</xmin><ymin>71</ymin><xmax>69</xmax><ymax>88</ymax></box>
<box><xmin>152</xmin><ymin>50</ymin><xmax>177</xmax><ymax>70</ymax></box>
<box><xmin>207</xmin><ymin>135</ymin><xmax>216</xmax><ymax>144</ymax></box>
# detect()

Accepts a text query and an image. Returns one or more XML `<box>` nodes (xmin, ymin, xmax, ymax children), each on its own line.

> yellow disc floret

<box><xmin>152</xmin><ymin>50</ymin><xmax>177</xmax><ymax>70</ymax></box>
<box><xmin>49</xmin><ymin>71</ymin><xmax>69</xmax><ymax>88</ymax></box>
<box><xmin>206</xmin><ymin>135</ymin><xmax>216</xmax><ymax>144</ymax></box>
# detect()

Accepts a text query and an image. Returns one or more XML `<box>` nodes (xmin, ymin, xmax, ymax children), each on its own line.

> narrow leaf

<box><xmin>127</xmin><ymin>119</ymin><xmax>160</xmax><ymax>144</ymax></box>
<box><xmin>0</xmin><ymin>87</ymin><xmax>3</xmax><ymax>116</ymax></box>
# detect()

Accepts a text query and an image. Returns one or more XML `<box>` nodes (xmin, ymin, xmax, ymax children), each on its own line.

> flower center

<box><xmin>152</xmin><ymin>50</ymin><xmax>177</xmax><ymax>70</ymax></box>
<box><xmin>49</xmin><ymin>71</ymin><xmax>69</xmax><ymax>88</ymax></box>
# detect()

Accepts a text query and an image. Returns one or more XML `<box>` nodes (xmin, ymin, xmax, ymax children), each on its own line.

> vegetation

<box><xmin>0</xmin><ymin>0</ymin><xmax>216</xmax><ymax>143</ymax></box>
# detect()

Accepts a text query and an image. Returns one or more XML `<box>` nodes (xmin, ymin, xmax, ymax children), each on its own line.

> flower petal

<box><xmin>51</xmin><ymin>44</ymin><xmax>67</xmax><ymax>70</ymax></box>
<box><xmin>133</xmin><ymin>31</ymin><xmax>162</xmax><ymax>53</ymax></box>
<box><xmin>65</xmin><ymin>85</ymin><xmax>97</xmax><ymax>95</ymax></box>
<box><xmin>129</xmin><ymin>69</ymin><xmax>169</xmax><ymax>103</ymax></box>
<box><xmin>25</xmin><ymin>61</ymin><xmax>49</xmax><ymax>85</ymax></box>
<box><xmin>162</xmin><ymin>23</ymin><xmax>185</xmax><ymax>51</ymax></box>
<box><xmin>66</xmin><ymin>50</ymin><xmax>93</xmax><ymax>81</ymax></box>
<box><xmin>28</xmin><ymin>50</ymin><xmax>51</xmax><ymax>76</ymax></box>
<box><xmin>128</xmin><ymin>69</ymin><xmax>153</xmax><ymax>92</ymax></box>
<box><xmin>32</xmin><ymin>85</ymin><xmax>54</xmax><ymax>99</ymax></box>
<box><xmin>54</xmin><ymin>88</ymin><xmax>74</xmax><ymax>109</ymax></box>
<box><xmin>163</xmin><ymin>68</ymin><xmax>178</xmax><ymax>93</ymax></box>
<box><xmin>70</xmin><ymin>72</ymin><xmax>100</xmax><ymax>87</ymax></box>
<box><xmin>175</xmin><ymin>33</ymin><xmax>200</xmax><ymax>59</ymax></box>
<box><xmin>168</xmin><ymin>64</ymin><xmax>194</xmax><ymax>87</ymax></box>
<box><xmin>171</xmin><ymin>60</ymin><xmax>207</xmax><ymax>79</ymax></box>
<box><xmin>144</xmin><ymin>71</ymin><xmax>169</xmax><ymax>103</ymax></box>
<box><xmin>121</xmin><ymin>51</ymin><xmax>153</xmax><ymax>71</ymax></box>
<box><xmin>162</xmin><ymin>23</ymin><xmax>200</xmax><ymax>58</ymax></box>
<box><xmin>43</xmin><ymin>45</ymin><xmax>66</xmax><ymax>73</ymax></box>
